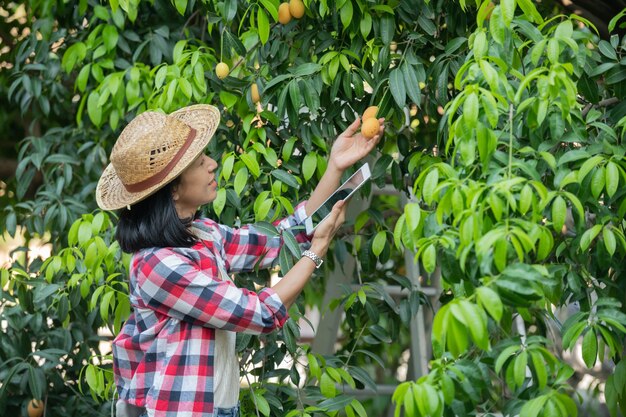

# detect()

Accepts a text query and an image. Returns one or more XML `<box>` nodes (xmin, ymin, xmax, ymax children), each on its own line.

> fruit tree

<box><xmin>2</xmin><ymin>0</ymin><xmax>626</xmax><ymax>416</ymax></box>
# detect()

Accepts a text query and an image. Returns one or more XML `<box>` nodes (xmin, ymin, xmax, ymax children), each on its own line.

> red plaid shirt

<box><xmin>113</xmin><ymin>202</ymin><xmax>310</xmax><ymax>417</ymax></box>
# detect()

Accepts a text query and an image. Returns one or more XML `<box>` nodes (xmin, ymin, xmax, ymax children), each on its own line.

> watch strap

<box><xmin>302</xmin><ymin>250</ymin><xmax>324</xmax><ymax>269</ymax></box>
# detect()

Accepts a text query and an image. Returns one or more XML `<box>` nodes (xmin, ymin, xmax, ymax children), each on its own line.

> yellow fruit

<box><xmin>27</xmin><ymin>399</ymin><xmax>44</xmax><ymax>417</ymax></box>
<box><xmin>251</xmin><ymin>83</ymin><xmax>261</xmax><ymax>103</ymax></box>
<box><xmin>215</xmin><ymin>62</ymin><xmax>229</xmax><ymax>79</ymax></box>
<box><xmin>361</xmin><ymin>117</ymin><xmax>380</xmax><ymax>139</ymax></box>
<box><xmin>289</xmin><ymin>0</ymin><xmax>305</xmax><ymax>19</ymax></box>
<box><xmin>362</xmin><ymin>105</ymin><xmax>379</xmax><ymax>121</ymax></box>
<box><xmin>390</xmin><ymin>41</ymin><xmax>398</xmax><ymax>52</ymax></box>
<box><xmin>278</xmin><ymin>3</ymin><xmax>292</xmax><ymax>24</ymax></box>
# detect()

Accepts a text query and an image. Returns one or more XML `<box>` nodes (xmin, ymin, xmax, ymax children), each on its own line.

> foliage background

<box><xmin>2</xmin><ymin>0</ymin><xmax>626</xmax><ymax>416</ymax></box>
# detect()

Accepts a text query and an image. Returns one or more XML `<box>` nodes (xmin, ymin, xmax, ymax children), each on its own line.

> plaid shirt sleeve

<box><xmin>213</xmin><ymin>200</ymin><xmax>312</xmax><ymax>273</ymax></box>
<box><xmin>136</xmin><ymin>247</ymin><xmax>288</xmax><ymax>333</ymax></box>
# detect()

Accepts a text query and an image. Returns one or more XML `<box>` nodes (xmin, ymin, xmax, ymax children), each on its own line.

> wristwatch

<box><xmin>302</xmin><ymin>250</ymin><xmax>324</xmax><ymax>269</ymax></box>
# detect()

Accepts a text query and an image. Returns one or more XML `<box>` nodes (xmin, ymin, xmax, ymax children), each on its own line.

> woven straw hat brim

<box><xmin>96</xmin><ymin>104</ymin><xmax>220</xmax><ymax>211</ymax></box>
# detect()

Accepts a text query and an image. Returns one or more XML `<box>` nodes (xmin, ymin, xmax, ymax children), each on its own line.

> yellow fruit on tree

<box><xmin>362</xmin><ymin>105</ymin><xmax>379</xmax><ymax>121</ymax></box>
<box><xmin>27</xmin><ymin>399</ymin><xmax>44</xmax><ymax>417</ymax></box>
<box><xmin>251</xmin><ymin>83</ymin><xmax>261</xmax><ymax>103</ymax></box>
<box><xmin>278</xmin><ymin>3</ymin><xmax>292</xmax><ymax>24</ymax></box>
<box><xmin>390</xmin><ymin>41</ymin><xmax>398</xmax><ymax>52</ymax></box>
<box><xmin>361</xmin><ymin>117</ymin><xmax>380</xmax><ymax>139</ymax></box>
<box><xmin>289</xmin><ymin>0</ymin><xmax>305</xmax><ymax>19</ymax></box>
<box><xmin>215</xmin><ymin>62</ymin><xmax>229</xmax><ymax>79</ymax></box>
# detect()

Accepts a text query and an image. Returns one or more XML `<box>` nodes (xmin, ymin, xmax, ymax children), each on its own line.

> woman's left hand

<box><xmin>328</xmin><ymin>117</ymin><xmax>385</xmax><ymax>172</ymax></box>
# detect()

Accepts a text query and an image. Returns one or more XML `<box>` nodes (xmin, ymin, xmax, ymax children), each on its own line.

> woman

<box><xmin>95</xmin><ymin>104</ymin><xmax>384</xmax><ymax>417</ymax></box>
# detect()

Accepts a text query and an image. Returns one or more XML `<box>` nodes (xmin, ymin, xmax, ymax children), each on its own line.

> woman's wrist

<box><xmin>309</xmin><ymin>239</ymin><xmax>329</xmax><ymax>258</ymax></box>
<box><xmin>326</xmin><ymin>159</ymin><xmax>344</xmax><ymax>176</ymax></box>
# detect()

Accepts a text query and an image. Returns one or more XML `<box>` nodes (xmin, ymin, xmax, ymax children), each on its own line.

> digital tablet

<box><xmin>304</xmin><ymin>162</ymin><xmax>371</xmax><ymax>235</ymax></box>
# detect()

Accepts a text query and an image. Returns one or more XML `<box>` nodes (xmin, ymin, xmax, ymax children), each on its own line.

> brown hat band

<box><xmin>124</xmin><ymin>127</ymin><xmax>198</xmax><ymax>193</ymax></box>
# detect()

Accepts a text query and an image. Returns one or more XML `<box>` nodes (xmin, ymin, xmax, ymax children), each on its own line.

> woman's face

<box><xmin>173</xmin><ymin>153</ymin><xmax>218</xmax><ymax>218</ymax></box>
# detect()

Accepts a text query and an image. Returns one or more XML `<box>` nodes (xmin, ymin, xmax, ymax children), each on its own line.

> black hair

<box><xmin>115</xmin><ymin>179</ymin><xmax>198</xmax><ymax>253</ymax></box>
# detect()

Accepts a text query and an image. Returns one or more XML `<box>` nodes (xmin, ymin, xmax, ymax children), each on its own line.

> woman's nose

<box><xmin>207</xmin><ymin>156</ymin><xmax>218</xmax><ymax>171</ymax></box>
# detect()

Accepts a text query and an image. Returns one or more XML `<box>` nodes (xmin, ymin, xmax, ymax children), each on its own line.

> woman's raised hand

<box><xmin>328</xmin><ymin>117</ymin><xmax>385</xmax><ymax>172</ymax></box>
<box><xmin>309</xmin><ymin>201</ymin><xmax>347</xmax><ymax>257</ymax></box>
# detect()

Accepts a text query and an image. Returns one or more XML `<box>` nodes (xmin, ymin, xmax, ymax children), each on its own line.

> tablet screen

<box><xmin>306</xmin><ymin>163</ymin><xmax>370</xmax><ymax>234</ymax></box>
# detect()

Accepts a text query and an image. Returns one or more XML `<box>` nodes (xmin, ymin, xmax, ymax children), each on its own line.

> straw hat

<box><xmin>96</xmin><ymin>104</ymin><xmax>220</xmax><ymax>210</ymax></box>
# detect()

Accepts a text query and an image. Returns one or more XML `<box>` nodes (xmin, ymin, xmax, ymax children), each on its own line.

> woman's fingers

<box><xmin>342</xmin><ymin>118</ymin><xmax>362</xmax><ymax>137</ymax></box>
<box><xmin>313</xmin><ymin>201</ymin><xmax>344</xmax><ymax>238</ymax></box>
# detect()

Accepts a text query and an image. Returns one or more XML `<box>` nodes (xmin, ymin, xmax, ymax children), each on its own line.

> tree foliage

<box><xmin>2</xmin><ymin>0</ymin><xmax>626</xmax><ymax>416</ymax></box>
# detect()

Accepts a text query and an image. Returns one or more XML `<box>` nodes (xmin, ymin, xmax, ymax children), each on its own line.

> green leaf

<box><xmin>551</xmin><ymin>195</ymin><xmax>566</xmax><ymax>233</ymax></box>
<box><xmin>380</xmin><ymin>15</ymin><xmax>394</xmax><ymax>45</ymax></box>
<box><xmin>103</xmin><ymin>25</ymin><xmax>119</xmax><ymax>51</ymax></box>
<box><xmin>476</xmin><ymin>286</ymin><xmax>503</xmax><ymax>322</ymax></box>
<box><xmin>422</xmin><ymin>244</ymin><xmax>436</xmax><ymax>274</ymax></box>
<box><xmin>458</xmin><ymin>300</ymin><xmax>488</xmax><ymax>350</ymax></box>
<box><xmin>360</xmin><ymin>13</ymin><xmax>372</xmax><ymax>38</ymax></box>
<box><xmin>222</xmin><ymin>154</ymin><xmax>235</xmax><ymax>181</ymax></box>
<box><xmin>463</xmin><ymin>92</ymin><xmax>479</xmax><ymax>129</ymax></box>
<box><xmin>63</xmin><ymin>42</ymin><xmax>87</xmax><ymax>74</ymax></box>
<box><xmin>519</xmin><ymin>184</ymin><xmax>532</xmax><ymax>215</ymax></box>
<box><xmin>514</xmin><ymin>350</ymin><xmax>528</xmax><ymax>388</ymax></box>
<box><xmin>599</xmin><ymin>40</ymin><xmax>617</xmax><ymax>60</ymax></box>
<box><xmin>578</xmin><ymin>155</ymin><xmax>604</xmax><ymax>182</ymax></box>
<box><xmin>393</xmin><ymin>214</ymin><xmax>405</xmax><ymax>249</ymax></box>
<box><xmin>87</xmin><ymin>92</ymin><xmax>102</xmax><ymax>127</ymax></box>
<box><xmin>517</xmin><ymin>0</ymin><xmax>543</xmax><ymax>23</ymax></box>
<box><xmin>582</xmin><ymin>328</ymin><xmax>598</xmax><ymax>368</ymax></box>
<box><xmin>372</xmin><ymin>231</ymin><xmax>387</xmax><ymax>257</ymax></box>
<box><xmin>530</xmin><ymin>351</ymin><xmax>547</xmax><ymax>389</ymax></box>
<box><xmin>389</xmin><ymin>68</ymin><xmax>406</xmax><ymax>108</ymax></box>
<box><xmin>422</xmin><ymin>169</ymin><xmax>439</xmax><ymax>205</ymax></box>
<box><xmin>489</xmin><ymin>6</ymin><xmax>506</xmax><ymax>44</ymax></box>
<box><xmin>404</xmin><ymin>203</ymin><xmax>421</xmax><ymax>232</ymax></box>
<box><xmin>252</xmin><ymin>389</ymin><xmax>271</xmax><ymax>416</ymax></box>
<box><xmin>258</xmin><ymin>8</ymin><xmax>270</xmax><ymax>44</ymax></box>
<box><xmin>302</xmin><ymin>152</ymin><xmax>317</xmax><ymax>181</ymax></box>
<box><xmin>501</xmin><ymin>0</ymin><xmax>516</xmax><ymax>26</ymax></box>
<box><xmin>351</xmin><ymin>399</ymin><xmax>367</xmax><ymax>417</ymax></box>
<box><xmin>473</xmin><ymin>31</ymin><xmax>488</xmax><ymax>60</ymax></box>
<box><xmin>224</xmin><ymin>0</ymin><xmax>238</xmax><ymax>21</ymax></box>
<box><xmin>495</xmin><ymin>345</ymin><xmax>520</xmax><ymax>373</ymax></box>
<box><xmin>402</xmin><ymin>64</ymin><xmax>421</xmax><ymax>105</ymax></box>
<box><xmin>282</xmin><ymin>229</ymin><xmax>302</xmax><ymax>258</ymax></box>
<box><xmin>605</xmin><ymin>161</ymin><xmax>619</xmax><ymax>197</ymax></box>
<box><xmin>340</xmin><ymin>0</ymin><xmax>353</xmax><ymax>29</ymax></box>
<box><xmin>320</xmin><ymin>373</ymin><xmax>336</xmax><ymax>398</ymax></box>
<box><xmin>174</xmin><ymin>0</ymin><xmax>188</xmax><ymax>14</ymax></box>
<box><xmin>580</xmin><ymin>224</ymin><xmax>602</xmax><ymax>252</ymax></box>
<box><xmin>271</xmin><ymin>169</ymin><xmax>300</xmax><ymax>189</ymax></box>
<box><xmin>219</xmin><ymin>91</ymin><xmax>239</xmax><ymax>109</ymax></box>
<box><xmin>240</xmin><ymin>153</ymin><xmax>261</xmax><ymax>177</ymax></box>
<box><xmin>441</xmin><ymin>374</ymin><xmax>455</xmax><ymax>405</ymax></box>
<box><xmin>234</xmin><ymin>167</ymin><xmax>249</xmax><ymax>195</ymax></box>
<box><xmin>520</xmin><ymin>395</ymin><xmax>550</xmax><ymax>417</ymax></box>
<box><xmin>603</xmin><ymin>227</ymin><xmax>617</xmax><ymax>256</ymax></box>
<box><xmin>259</xmin><ymin>0</ymin><xmax>278</xmax><ymax>20</ymax></box>
<box><xmin>591</xmin><ymin>166</ymin><xmax>605</xmax><ymax>199</ymax></box>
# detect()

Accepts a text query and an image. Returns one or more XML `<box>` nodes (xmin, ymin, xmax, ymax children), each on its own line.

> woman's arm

<box><xmin>305</xmin><ymin>116</ymin><xmax>385</xmax><ymax>216</ymax></box>
<box><xmin>271</xmin><ymin>201</ymin><xmax>346</xmax><ymax>309</ymax></box>
<box><xmin>135</xmin><ymin>202</ymin><xmax>346</xmax><ymax>331</ymax></box>
<box><xmin>135</xmin><ymin>247</ymin><xmax>289</xmax><ymax>334</ymax></box>
<box><xmin>193</xmin><ymin>201</ymin><xmax>311</xmax><ymax>273</ymax></box>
